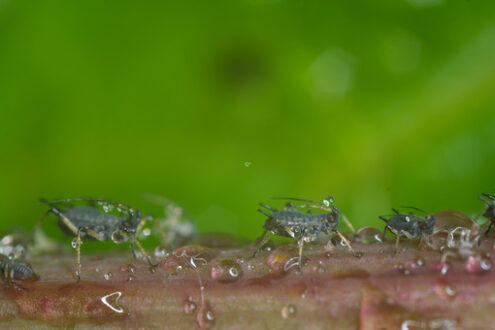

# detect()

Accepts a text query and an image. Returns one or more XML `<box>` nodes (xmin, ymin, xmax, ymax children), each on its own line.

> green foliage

<box><xmin>1</xmin><ymin>0</ymin><xmax>495</xmax><ymax>241</ymax></box>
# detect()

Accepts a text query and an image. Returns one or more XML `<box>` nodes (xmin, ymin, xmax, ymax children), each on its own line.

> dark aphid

<box><xmin>479</xmin><ymin>193</ymin><xmax>495</xmax><ymax>234</ymax></box>
<box><xmin>253</xmin><ymin>197</ymin><xmax>358</xmax><ymax>270</ymax></box>
<box><xmin>0</xmin><ymin>253</ymin><xmax>39</xmax><ymax>291</ymax></box>
<box><xmin>37</xmin><ymin>198</ymin><xmax>155</xmax><ymax>281</ymax></box>
<box><xmin>380</xmin><ymin>207</ymin><xmax>435</xmax><ymax>255</ymax></box>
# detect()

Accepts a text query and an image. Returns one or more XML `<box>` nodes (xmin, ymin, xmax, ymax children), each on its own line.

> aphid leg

<box><xmin>485</xmin><ymin>222</ymin><xmax>493</xmax><ymax>235</ymax></box>
<box><xmin>74</xmin><ymin>228</ymin><xmax>85</xmax><ymax>282</ymax></box>
<box><xmin>297</xmin><ymin>239</ymin><xmax>305</xmax><ymax>271</ymax></box>
<box><xmin>336</xmin><ymin>231</ymin><xmax>358</xmax><ymax>257</ymax></box>
<box><xmin>381</xmin><ymin>225</ymin><xmax>388</xmax><ymax>242</ymax></box>
<box><xmin>33</xmin><ymin>209</ymin><xmax>53</xmax><ymax>239</ymax></box>
<box><xmin>393</xmin><ymin>234</ymin><xmax>401</xmax><ymax>256</ymax></box>
<box><xmin>340</xmin><ymin>214</ymin><xmax>356</xmax><ymax>234</ymax></box>
<box><xmin>252</xmin><ymin>231</ymin><xmax>273</xmax><ymax>258</ymax></box>
<box><xmin>128</xmin><ymin>233</ymin><xmax>156</xmax><ymax>267</ymax></box>
<box><xmin>8</xmin><ymin>267</ymin><xmax>27</xmax><ymax>291</ymax></box>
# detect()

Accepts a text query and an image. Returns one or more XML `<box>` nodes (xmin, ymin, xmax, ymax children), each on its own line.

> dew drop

<box><xmin>438</xmin><ymin>262</ymin><xmax>452</xmax><ymax>275</ymax></box>
<box><xmin>154</xmin><ymin>246</ymin><xmax>169</xmax><ymax>258</ymax></box>
<box><xmin>184</xmin><ymin>300</ymin><xmax>197</xmax><ymax>314</ymax></box>
<box><xmin>465</xmin><ymin>255</ymin><xmax>492</xmax><ymax>274</ymax></box>
<box><xmin>211</xmin><ymin>259</ymin><xmax>242</xmax><ymax>283</ymax></box>
<box><xmin>395</xmin><ymin>263</ymin><xmax>410</xmax><ymax>275</ymax></box>
<box><xmin>414</xmin><ymin>256</ymin><xmax>425</xmax><ymax>268</ymax></box>
<box><xmin>127</xmin><ymin>275</ymin><xmax>136</xmax><ymax>282</ymax></box>
<box><xmin>314</xmin><ymin>265</ymin><xmax>325</xmax><ymax>273</ymax></box>
<box><xmin>121</xmin><ymin>264</ymin><xmax>136</xmax><ymax>273</ymax></box>
<box><xmin>281</xmin><ymin>304</ymin><xmax>297</xmax><ymax>319</ymax></box>
<box><xmin>196</xmin><ymin>302</ymin><xmax>215</xmax><ymax>329</ymax></box>
<box><xmin>356</xmin><ymin>227</ymin><xmax>383</xmax><ymax>244</ymax></box>
<box><xmin>104</xmin><ymin>272</ymin><xmax>113</xmax><ymax>280</ymax></box>
<box><xmin>434</xmin><ymin>279</ymin><xmax>457</xmax><ymax>301</ymax></box>
<box><xmin>71</xmin><ymin>238</ymin><xmax>80</xmax><ymax>249</ymax></box>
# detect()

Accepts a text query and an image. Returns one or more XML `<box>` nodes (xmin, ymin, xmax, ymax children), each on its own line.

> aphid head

<box><xmin>479</xmin><ymin>193</ymin><xmax>495</xmax><ymax>218</ymax></box>
<box><xmin>419</xmin><ymin>215</ymin><xmax>435</xmax><ymax>235</ymax></box>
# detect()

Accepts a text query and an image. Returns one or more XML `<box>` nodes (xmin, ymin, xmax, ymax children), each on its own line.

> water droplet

<box><xmin>104</xmin><ymin>272</ymin><xmax>113</xmax><ymax>280</ymax></box>
<box><xmin>281</xmin><ymin>304</ymin><xmax>297</xmax><ymax>319</ymax></box>
<box><xmin>176</xmin><ymin>265</ymin><xmax>183</xmax><ymax>272</ymax></box>
<box><xmin>356</xmin><ymin>227</ymin><xmax>383</xmax><ymax>244</ymax></box>
<box><xmin>414</xmin><ymin>256</ymin><xmax>425</xmax><ymax>268</ymax></box>
<box><xmin>142</xmin><ymin>228</ymin><xmax>151</xmax><ymax>237</ymax></box>
<box><xmin>71</xmin><ymin>238</ymin><xmax>81</xmax><ymax>249</ymax></box>
<box><xmin>314</xmin><ymin>265</ymin><xmax>325</xmax><ymax>273</ymax></box>
<box><xmin>434</xmin><ymin>279</ymin><xmax>456</xmax><ymax>301</ymax></box>
<box><xmin>465</xmin><ymin>255</ymin><xmax>492</xmax><ymax>274</ymax></box>
<box><xmin>154</xmin><ymin>246</ymin><xmax>169</xmax><ymax>258</ymax></box>
<box><xmin>244</xmin><ymin>161</ymin><xmax>252</xmax><ymax>167</ymax></box>
<box><xmin>184</xmin><ymin>300</ymin><xmax>197</xmax><ymax>314</ymax></box>
<box><xmin>196</xmin><ymin>302</ymin><xmax>215</xmax><ymax>329</ymax></box>
<box><xmin>395</xmin><ymin>263</ymin><xmax>410</xmax><ymax>275</ymax></box>
<box><xmin>121</xmin><ymin>264</ymin><xmax>136</xmax><ymax>273</ymax></box>
<box><xmin>127</xmin><ymin>275</ymin><xmax>136</xmax><ymax>282</ymax></box>
<box><xmin>438</xmin><ymin>262</ymin><xmax>452</xmax><ymax>275</ymax></box>
<box><xmin>247</xmin><ymin>264</ymin><xmax>255</xmax><ymax>270</ymax></box>
<box><xmin>211</xmin><ymin>259</ymin><xmax>242</xmax><ymax>283</ymax></box>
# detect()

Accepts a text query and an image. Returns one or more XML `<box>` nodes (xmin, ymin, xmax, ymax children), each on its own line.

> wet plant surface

<box><xmin>1</xmin><ymin>233</ymin><xmax>495</xmax><ymax>329</ymax></box>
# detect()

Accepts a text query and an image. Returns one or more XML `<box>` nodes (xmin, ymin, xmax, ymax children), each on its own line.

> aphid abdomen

<box><xmin>62</xmin><ymin>207</ymin><xmax>124</xmax><ymax>240</ymax></box>
<box><xmin>12</xmin><ymin>262</ymin><xmax>36</xmax><ymax>280</ymax></box>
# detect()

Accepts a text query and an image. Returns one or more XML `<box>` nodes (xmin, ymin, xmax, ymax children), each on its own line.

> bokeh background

<box><xmin>1</xmin><ymin>0</ymin><xmax>495</xmax><ymax>245</ymax></box>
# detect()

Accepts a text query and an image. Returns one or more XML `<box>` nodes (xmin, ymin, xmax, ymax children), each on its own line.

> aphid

<box><xmin>479</xmin><ymin>193</ymin><xmax>495</xmax><ymax>234</ymax></box>
<box><xmin>37</xmin><ymin>198</ymin><xmax>155</xmax><ymax>281</ymax></box>
<box><xmin>252</xmin><ymin>196</ymin><xmax>358</xmax><ymax>270</ymax></box>
<box><xmin>0</xmin><ymin>253</ymin><xmax>39</xmax><ymax>290</ymax></box>
<box><xmin>379</xmin><ymin>207</ymin><xmax>435</xmax><ymax>255</ymax></box>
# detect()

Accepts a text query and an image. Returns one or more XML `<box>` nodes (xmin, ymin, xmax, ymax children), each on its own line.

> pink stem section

<box><xmin>1</xmin><ymin>239</ymin><xmax>494</xmax><ymax>329</ymax></box>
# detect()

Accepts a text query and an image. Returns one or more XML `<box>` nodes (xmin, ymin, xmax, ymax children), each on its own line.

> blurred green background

<box><xmin>1</xmin><ymin>0</ymin><xmax>495</xmax><ymax>244</ymax></box>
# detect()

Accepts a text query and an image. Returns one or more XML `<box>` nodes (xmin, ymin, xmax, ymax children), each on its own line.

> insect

<box><xmin>479</xmin><ymin>193</ymin><xmax>495</xmax><ymax>234</ymax></box>
<box><xmin>0</xmin><ymin>253</ymin><xmax>39</xmax><ymax>290</ymax></box>
<box><xmin>379</xmin><ymin>207</ymin><xmax>435</xmax><ymax>255</ymax></box>
<box><xmin>37</xmin><ymin>198</ymin><xmax>155</xmax><ymax>281</ymax></box>
<box><xmin>252</xmin><ymin>196</ymin><xmax>358</xmax><ymax>270</ymax></box>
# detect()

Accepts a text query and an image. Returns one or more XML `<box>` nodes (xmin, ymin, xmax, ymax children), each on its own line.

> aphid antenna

<box><xmin>379</xmin><ymin>216</ymin><xmax>389</xmax><ymax>223</ymax></box>
<box><xmin>391</xmin><ymin>208</ymin><xmax>400</xmax><ymax>214</ymax></box>
<box><xmin>259</xmin><ymin>203</ymin><xmax>277</xmax><ymax>211</ymax></box>
<box><xmin>481</xmin><ymin>193</ymin><xmax>495</xmax><ymax>201</ymax></box>
<box><xmin>479</xmin><ymin>194</ymin><xmax>494</xmax><ymax>205</ymax></box>
<box><xmin>258</xmin><ymin>209</ymin><xmax>271</xmax><ymax>217</ymax></box>
<box><xmin>401</xmin><ymin>206</ymin><xmax>429</xmax><ymax>215</ymax></box>
<box><xmin>272</xmin><ymin>197</ymin><xmax>316</xmax><ymax>203</ymax></box>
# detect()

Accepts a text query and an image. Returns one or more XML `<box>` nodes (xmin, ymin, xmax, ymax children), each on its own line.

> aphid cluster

<box><xmin>1</xmin><ymin>191</ymin><xmax>494</xmax><ymax>290</ymax></box>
